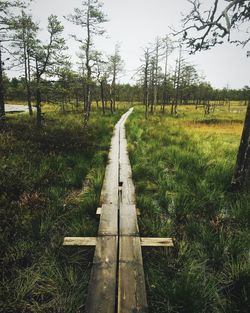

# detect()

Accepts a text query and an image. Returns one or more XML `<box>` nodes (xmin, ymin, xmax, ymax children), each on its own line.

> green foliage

<box><xmin>127</xmin><ymin>104</ymin><xmax>250</xmax><ymax>313</ymax></box>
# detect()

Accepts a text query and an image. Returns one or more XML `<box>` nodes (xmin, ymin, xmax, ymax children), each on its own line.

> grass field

<box><xmin>126</xmin><ymin>103</ymin><xmax>250</xmax><ymax>313</ymax></box>
<box><xmin>0</xmin><ymin>106</ymin><xmax>125</xmax><ymax>312</ymax></box>
<box><xmin>1</xmin><ymin>102</ymin><xmax>249</xmax><ymax>313</ymax></box>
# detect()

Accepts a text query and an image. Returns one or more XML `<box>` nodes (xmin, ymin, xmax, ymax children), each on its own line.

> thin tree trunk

<box><xmin>83</xmin><ymin>0</ymin><xmax>91</xmax><ymax>128</ymax></box>
<box><xmin>27</xmin><ymin>48</ymin><xmax>32</xmax><ymax>115</ymax></box>
<box><xmin>35</xmin><ymin>58</ymin><xmax>42</xmax><ymax>128</ymax></box>
<box><xmin>231</xmin><ymin>101</ymin><xmax>250</xmax><ymax>190</ymax></box>
<box><xmin>174</xmin><ymin>47</ymin><xmax>182</xmax><ymax>115</ymax></box>
<box><xmin>162</xmin><ymin>77</ymin><xmax>167</xmax><ymax>114</ymax></box>
<box><xmin>36</xmin><ymin>85</ymin><xmax>42</xmax><ymax>128</ymax></box>
<box><xmin>21</xmin><ymin>14</ymin><xmax>33</xmax><ymax>117</ymax></box>
<box><xmin>145</xmin><ymin>91</ymin><xmax>149</xmax><ymax>119</ymax></box>
<box><xmin>143</xmin><ymin>49</ymin><xmax>149</xmax><ymax>118</ymax></box>
<box><xmin>0</xmin><ymin>42</ymin><xmax>5</xmax><ymax>120</ymax></box>
<box><xmin>110</xmin><ymin>98</ymin><xmax>113</xmax><ymax>114</ymax></box>
<box><xmin>100</xmin><ymin>81</ymin><xmax>105</xmax><ymax>115</ymax></box>
<box><xmin>144</xmin><ymin>70</ymin><xmax>149</xmax><ymax>119</ymax></box>
<box><xmin>23</xmin><ymin>42</ymin><xmax>32</xmax><ymax>115</ymax></box>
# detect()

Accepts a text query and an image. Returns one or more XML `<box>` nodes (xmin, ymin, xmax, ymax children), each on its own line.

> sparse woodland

<box><xmin>0</xmin><ymin>0</ymin><xmax>249</xmax><ymax>312</ymax></box>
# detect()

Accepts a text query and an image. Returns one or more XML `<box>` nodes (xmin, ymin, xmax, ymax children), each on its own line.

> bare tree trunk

<box><xmin>83</xmin><ymin>0</ymin><xmax>92</xmax><ymax>128</ymax></box>
<box><xmin>21</xmin><ymin>13</ymin><xmax>33</xmax><ymax>117</ymax></box>
<box><xmin>112</xmin><ymin>80</ymin><xmax>116</xmax><ymax>111</ymax></box>
<box><xmin>110</xmin><ymin>83</ymin><xmax>115</xmax><ymax>114</ymax></box>
<box><xmin>100</xmin><ymin>80</ymin><xmax>105</xmax><ymax>115</ymax></box>
<box><xmin>231</xmin><ymin>101</ymin><xmax>250</xmax><ymax>190</ymax></box>
<box><xmin>83</xmin><ymin>84</ymin><xmax>91</xmax><ymax>127</ymax></box>
<box><xmin>35</xmin><ymin>57</ymin><xmax>42</xmax><ymax>128</ymax></box>
<box><xmin>143</xmin><ymin>49</ymin><xmax>149</xmax><ymax>119</ymax></box>
<box><xmin>153</xmin><ymin>38</ymin><xmax>161</xmax><ymax>112</ymax></box>
<box><xmin>0</xmin><ymin>43</ymin><xmax>5</xmax><ymax>121</ymax></box>
<box><xmin>145</xmin><ymin>91</ymin><xmax>149</xmax><ymax>119</ymax></box>
<box><xmin>36</xmin><ymin>85</ymin><xmax>42</xmax><ymax>128</ymax></box>
<box><xmin>172</xmin><ymin>59</ymin><xmax>177</xmax><ymax>115</ymax></box>
<box><xmin>110</xmin><ymin>100</ymin><xmax>113</xmax><ymax>114</ymax></box>
<box><xmin>145</xmin><ymin>80</ymin><xmax>149</xmax><ymax>119</ymax></box>
<box><xmin>23</xmin><ymin>42</ymin><xmax>33</xmax><ymax>116</ymax></box>
<box><xmin>150</xmin><ymin>59</ymin><xmax>155</xmax><ymax>114</ymax></box>
<box><xmin>174</xmin><ymin>46</ymin><xmax>182</xmax><ymax>115</ymax></box>
<box><xmin>27</xmin><ymin>48</ymin><xmax>32</xmax><ymax>115</ymax></box>
<box><xmin>162</xmin><ymin>77</ymin><xmax>167</xmax><ymax>114</ymax></box>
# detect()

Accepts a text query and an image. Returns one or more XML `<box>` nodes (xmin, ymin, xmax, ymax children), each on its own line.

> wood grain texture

<box><xmin>119</xmin><ymin>204</ymin><xmax>139</xmax><ymax>236</ymax></box>
<box><xmin>85</xmin><ymin>236</ymin><xmax>118</xmax><ymax>313</ymax></box>
<box><xmin>63</xmin><ymin>237</ymin><xmax>96</xmax><ymax>246</ymax></box>
<box><xmin>118</xmin><ymin>237</ymin><xmax>148</xmax><ymax>313</ymax></box>
<box><xmin>118</xmin><ymin>108</ymin><xmax>148</xmax><ymax>313</ymax></box>
<box><xmin>141</xmin><ymin>237</ymin><xmax>174</xmax><ymax>247</ymax></box>
<box><xmin>84</xmin><ymin>109</ymin><xmax>148</xmax><ymax>312</ymax></box>
<box><xmin>85</xmin><ymin>111</ymin><xmax>127</xmax><ymax>312</ymax></box>
<box><xmin>98</xmin><ymin>204</ymin><xmax>118</xmax><ymax>236</ymax></box>
<box><xmin>100</xmin><ymin>122</ymin><xmax>119</xmax><ymax>205</ymax></box>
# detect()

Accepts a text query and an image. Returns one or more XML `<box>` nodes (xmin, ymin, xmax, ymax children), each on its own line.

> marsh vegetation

<box><xmin>127</xmin><ymin>103</ymin><xmax>249</xmax><ymax>313</ymax></box>
<box><xmin>1</xmin><ymin>0</ymin><xmax>249</xmax><ymax>312</ymax></box>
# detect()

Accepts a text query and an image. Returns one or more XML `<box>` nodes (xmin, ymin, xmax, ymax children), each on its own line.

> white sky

<box><xmin>11</xmin><ymin>0</ymin><xmax>250</xmax><ymax>88</ymax></box>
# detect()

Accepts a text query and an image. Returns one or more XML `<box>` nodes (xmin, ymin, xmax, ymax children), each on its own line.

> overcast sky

<box><xmin>12</xmin><ymin>0</ymin><xmax>250</xmax><ymax>89</ymax></box>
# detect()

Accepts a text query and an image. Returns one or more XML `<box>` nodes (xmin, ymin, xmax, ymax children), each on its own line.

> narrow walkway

<box><xmin>85</xmin><ymin>108</ymin><xmax>148</xmax><ymax>313</ymax></box>
<box><xmin>5</xmin><ymin>104</ymin><xmax>31</xmax><ymax>113</ymax></box>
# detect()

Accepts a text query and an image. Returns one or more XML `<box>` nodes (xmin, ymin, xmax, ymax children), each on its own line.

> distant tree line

<box><xmin>3</xmin><ymin>74</ymin><xmax>250</xmax><ymax>112</ymax></box>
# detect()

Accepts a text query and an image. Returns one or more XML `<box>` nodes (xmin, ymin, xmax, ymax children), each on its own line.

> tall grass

<box><xmin>126</xmin><ymin>104</ymin><xmax>250</xmax><ymax>313</ymax></box>
<box><xmin>0</xmin><ymin>108</ymin><xmax>124</xmax><ymax>312</ymax></box>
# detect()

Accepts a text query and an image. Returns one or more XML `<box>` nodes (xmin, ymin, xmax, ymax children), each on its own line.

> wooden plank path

<box><xmin>64</xmin><ymin>108</ymin><xmax>173</xmax><ymax>312</ymax></box>
<box><xmin>118</xmin><ymin>109</ymin><xmax>147</xmax><ymax>313</ymax></box>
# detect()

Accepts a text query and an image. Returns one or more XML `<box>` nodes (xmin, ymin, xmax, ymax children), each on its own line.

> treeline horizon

<box><xmin>4</xmin><ymin>74</ymin><xmax>250</xmax><ymax>108</ymax></box>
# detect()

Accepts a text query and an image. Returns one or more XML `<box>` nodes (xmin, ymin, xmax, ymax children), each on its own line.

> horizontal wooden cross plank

<box><xmin>63</xmin><ymin>237</ymin><xmax>174</xmax><ymax>247</ymax></box>
<box><xmin>63</xmin><ymin>236</ymin><xmax>174</xmax><ymax>247</ymax></box>
<box><xmin>140</xmin><ymin>237</ymin><xmax>174</xmax><ymax>247</ymax></box>
<box><xmin>63</xmin><ymin>237</ymin><xmax>96</xmax><ymax>246</ymax></box>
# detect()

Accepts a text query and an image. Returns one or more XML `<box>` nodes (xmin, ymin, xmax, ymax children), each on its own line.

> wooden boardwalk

<box><xmin>85</xmin><ymin>108</ymin><xmax>147</xmax><ymax>313</ymax></box>
<box><xmin>64</xmin><ymin>108</ymin><xmax>173</xmax><ymax>312</ymax></box>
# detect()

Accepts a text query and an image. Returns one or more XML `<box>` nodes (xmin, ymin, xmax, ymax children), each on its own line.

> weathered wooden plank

<box><xmin>63</xmin><ymin>237</ymin><xmax>96</xmax><ymax>246</ymax></box>
<box><xmin>98</xmin><ymin>204</ymin><xmax>118</xmax><ymax>236</ymax></box>
<box><xmin>118</xmin><ymin>108</ymin><xmax>148</xmax><ymax>312</ymax></box>
<box><xmin>119</xmin><ymin>204</ymin><xmax>139</xmax><ymax>236</ymax></box>
<box><xmin>118</xmin><ymin>237</ymin><xmax>148</xmax><ymax>313</ymax></box>
<box><xmin>85</xmin><ymin>112</ymin><xmax>128</xmax><ymax>312</ymax></box>
<box><xmin>85</xmin><ymin>236</ymin><xmax>118</xmax><ymax>313</ymax></box>
<box><xmin>141</xmin><ymin>237</ymin><xmax>174</xmax><ymax>247</ymax></box>
<box><xmin>100</xmin><ymin>125</ymin><xmax>119</xmax><ymax>205</ymax></box>
<box><xmin>85</xmin><ymin>108</ymin><xmax>148</xmax><ymax>312</ymax></box>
